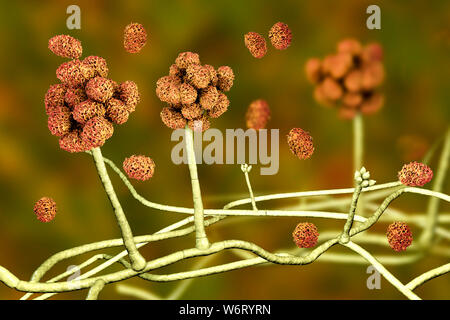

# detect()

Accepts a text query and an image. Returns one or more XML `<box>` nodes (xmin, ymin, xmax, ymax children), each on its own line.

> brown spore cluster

<box><xmin>305</xmin><ymin>39</ymin><xmax>385</xmax><ymax>119</ymax></box>
<box><xmin>123</xmin><ymin>155</ymin><xmax>155</xmax><ymax>181</ymax></box>
<box><xmin>386</xmin><ymin>222</ymin><xmax>413</xmax><ymax>252</ymax></box>
<box><xmin>244</xmin><ymin>32</ymin><xmax>267</xmax><ymax>58</ymax></box>
<box><xmin>292</xmin><ymin>222</ymin><xmax>319</xmax><ymax>248</ymax></box>
<box><xmin>48</xmin><ymin>35</ymin><xmax>82</xmax><ymax>59</ymax></box>
<box><xmin>398</xmin><ymin>161</ymin><xmax>433</xmax><ymax>187</ymax></box>
<box><xmin>269</xmin><ymin>22</ymin><xmax>292</xmax><ymax>50</ymax></box>
<box><xmin>156</xmin><ymin>52</ymin><xmax>234</xmax><ymax>131</ymax></box>
<box><xmin>245</xmin><ymin>99</ymin><xmax>271</xmax><ymax>130</ymax></box>
<box><xmin>287</xmin><ymin>128</ymin><xmax>314</xmax><ymax>160</ymax></box>
<box><xmin>123</xmin><ymin>23</ymin><xmax>147</xmax><ymax>53</ymax></box>
<box><xmin>33</xmin><ymin>197</ymin><xmax>57</xmax><ymax>223</ymax></box>
<box><xmin>45</xmin><ymin>35</ymin><xmax>140</xmax><ymax>152</ymax></box>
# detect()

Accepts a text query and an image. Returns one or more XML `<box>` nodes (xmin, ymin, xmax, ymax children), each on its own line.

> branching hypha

<box><xmin>0</xmin><ymin>30</ymin><xmax>449</xmax><ymax>301</ymax></box>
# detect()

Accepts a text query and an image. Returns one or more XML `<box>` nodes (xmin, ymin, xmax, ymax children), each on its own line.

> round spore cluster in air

<box><xmin>33</xmin><ymin>197</ymin><xmax>57</xmax><ymax>223</ymax></box>
<box><xmin>287</xmin><ymin>128</ymin><xmax>314</xmax><ymax>160</ymax></box>
<box><xmin>123</xmin><ymin>22</ymin><xmax>147</xmax><ymax>53</ymax></box>
<box><xmin>305</xmin><ymin>39</ymin><xmax>385</xmax><ymax>119</ymax></box>
<box><xmin>398</xmin><ymin>161</ymin><xmax>433</xmax><ymax>187</ymax></box>
<box><xmin>268</xmin><ymin>22</ymin><xmax>292</xmax><ymax>50</ymax></box>
<box><xmin>44</xmin><ymin>35</ymin><xmax>140</xmax><ymax>153</ymax></box>
<box><xmin>123</xmin><ymin>155</ymin><xmax>155</xmax><ymax>181</ymax></box>
<box><xmin>156</xmin><ymin>52</ymin><xmax>234</xmax><ymax>132</ymax></box>
<box><xmin>386</xmin><ymin>222</ymin><xmax>413</xmax><ymax>252</ymax></box>
<box><xmin>245</xmin><ymin>99</ymin><xmax>271</xmax><ymax>130</ymax></box>
<box><xmin>292</xmin><ymin>222</ymin><xmax>319</xmax><ymax>248</ymax></box>
<box><xmin>244</xmin><ymin>32</ymin><xmax>267</xmax><ymax>58</ymax></box>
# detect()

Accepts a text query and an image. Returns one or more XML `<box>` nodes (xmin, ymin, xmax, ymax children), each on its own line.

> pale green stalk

<box><xmin>185</xmin><ymin>126</ymin><xmax>210</xmax><ymax>250</ymax></box>
<box><xmin>343</xmin><ymin>241</ymin><xmax>421</xmax><ymax>300</ymax></box>
<box><xmin>406</xmin><ymin>263</ymin><xmax>450</xmax><ymax>291</ymax></box>
<box><xmin>86</xmin><ymin>280</ymin><xmax>105</xmax><ymax>300</ymax></box>
<box><xmin>420</xmin><ymin>127</ymin><xmax>450</xmax><ymax>246</ymax></box>
<box><xmin>91</xmin><ymin>147</ymin><xmax>146</xmax><ymax>271</ymax></box>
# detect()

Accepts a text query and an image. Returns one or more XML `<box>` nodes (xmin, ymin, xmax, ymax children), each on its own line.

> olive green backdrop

<box><xmin>0</xmin><ymin>0</ymin><xmax>448</xmax><ymax>299</ymax></box>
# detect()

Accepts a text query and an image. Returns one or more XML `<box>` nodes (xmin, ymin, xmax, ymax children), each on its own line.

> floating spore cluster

<box><xmin>305</xmin><ymin>39</ymin><xmax>385</xmax><ymax>119</ymax></box>
<box><xmin>45</xmin><ymin>35</ymin><xmax>140</xmax><ymax>153</ymax></box>
<box><xmin>156</xmin><ymin>52</ymin><xmax>234</xmax><ymax>132</ymax></box>
<box><xmin>244</xmin><ymin>22</ymin><xmax>292</xmax><ymax>58</ymax></box>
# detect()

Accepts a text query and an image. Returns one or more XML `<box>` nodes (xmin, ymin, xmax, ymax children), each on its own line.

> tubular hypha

<box><xmin>156</xmin><ymin>52</ymin><xmax>234</xmax><ymax>130</ymax></box>
<box><xmin>123</xmin><ymin>155</ymin><xmax>155</xmax><ymax>181</ymax></box>
<box><xmin>123</xmin><ymin>22</ymin><xmax>147</xmax><ymax>53</ymax></box>
<box><xmin>305</xmin><ymin>38</ymin><xmax>385</xmax><ymax>119</ymax></box>
<box><xmin>398</xmin><ymin>161</ymin><xmax>433</xmax><ymax>187</ymax></box>
<box><xmin>387</xmin><ymin>222</ymin><xmax>413</xmax><ymax>252</ymax></box>
<box><xmin>45</xmin><ymin>35</ymin><xmax>140</xmax><ymax>153</ymax></box>
<box><xmin>268</xmin><ymin>22</ymin><xmax>292</xmax><ymax>50</ymax></box>
<box><xmin>244</xmin><ymin>32</ymin><xmax>267</xmax><ymax>58</ymax></box>
<box><xmin>287</xmin><ymin>128</ymin><xmax>314</xmax><ymax>160</ymax></box>
<box><xmin>292</xmin><ymin>222</ymin><xmax>319</xmax><ymax>248</ymax></box>
<box><xmin>33</xmin><ymin>197</ymin><xmax>57</xmax><ymax>223</ymax></box>
<box><xmin>245</xmin><ymin>99</ymin><xmax>271</xmax><ymax>130</ymax></box>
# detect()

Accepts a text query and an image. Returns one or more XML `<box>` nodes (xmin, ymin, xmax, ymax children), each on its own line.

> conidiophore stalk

<box><xmin>420</xmin><ymin>127</ymin><xmax>450</xmax><ymax>247</ymax></box>
<box><xmin>185</xmin><ymin>126</ymin><xmax>210</xmax><ymax>250</ymax></box>
<box><xmin>91</xmin><ymin>147</ymin><xmax>146</xmax><ymax>271</ymax></box>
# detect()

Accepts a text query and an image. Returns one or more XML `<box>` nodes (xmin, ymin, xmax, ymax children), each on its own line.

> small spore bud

<box><xmin>48</xmin><ymin>35</ymin><xmax>82</xmax><ymax>59</ymax></box>
<box><xmin>45</xmin><ymin>84</ymin><xmax>67</xmax><ymax>115</ymax></box>
<box><xmin>180</xmin><ymin>83</ymin><xmax>198</xmax><ymax>105</ymax></box>
<box><xmin>156</xmin><ymin>76</ymin><xmax>181</xmax><ymax>104</ymax></box>
<box><xmin>123</xmin><ymin>23</ymin><xmax>147</xmax><ymax>53</ymax></box>
<box><xmin>118</xmin><ymin>81</ymin><xmax>140</xmax><ymax>112</ymax></box>
<box><xmin>398</xmin><ymin>161</ymin><xmax>433</xmax><ymax>187</ymax></box>
<box><xmin>204</xmin><ymin>65</ymin><xmax>218</xmax><ymax>86</ymax></box>
<box><xmin>208</xmin><ymin>92</ymin><xmax>229</xmax><ymax>118</ymax></box>
<box><xmin>106</xmin><ymin>98</ymin><xmax>129</xmax><ymax>124</ymax></box>
<box><xmin>47</xmin><ymin>106</ymin><xmax>72</xmax><ymax>137</ymax></box>
<box><xmin>337</xmin><ymin>38</ymin><xmax>362</xmax><ymax>56</ymax></box>
<box><xmin>244</xmin><ymin>32</ymin><xmax>267</xmax><ymax>58</ymax></box>
<box><xmin>216</xmin><ymin>66</ymin><xmax>234</xmax><ymax>92</ymax></box>
<box><xmin>56</xmin><ymin>60</ymin><xmax>86</xmax><ymax>88</ymax></box>
<box><xmin>85</xmin><ymin>77</ymin><xmax>114</xmax><ymax>103</ymax></box>
<box><xmin>361</xmin><ymin>61</ymin><xmax>384</xmax><ymax>90</ymax></box>
<box><xmin>81</xmin><ymin>116</ymin><xmax>114</xmax><ymax>149</ymax></box>
<box><xmin>245</xmin><ymin>99</ymin><xmax>271</xmax><ymax>130</ymax></box>
<box><xmin>181</xmin><ymin>103</ymin><xmax>204</xmax><ymax>120</ymax></box>
<box><xmin>292</xmin><ymin>222</ymin><xmax>319</xmax><ymax>248</ymax></box>
<box><xmin>321</xmin><ymin>77</ymin><xmax>343</xmax><ymax>101</ymax></box>
<box><xmin>169</xmin><ymin>64</ymin><xmax>184</xmax><ymax>80</ymax></box>
<box><xmin>343</xmin><ymin>70</ymin><xmax>363</xmax><ymax>92</ymax></box>
<box><xmin>72</xmin><ymin>99</ymin><xmax>106</xmax><ymax>124</ymax></box>
<box><xmin>188</xmin><ymin>115</ymin><xmax>210</xmax><ymax>132</ymax></box>
<box><xmin>64</xmin><ymin>87</ymin><xmax>87</xmax><ymax>109</ymax></box>
<box><xmin>362</xmin><ymin>42</ymin><xmax>383</xmax><ymax>62</ymax></box>
<box><xmin>342</xmin><ymin>92</ymin><xmax>363</xmax><ymax>109</ymax></box>
<box><xmin>322</xmin><ymin>53</ymin><xmax>353</xmax><ymax>79</ymax></box>
<box><xmin>175</xmin><ymin>52</ymin><xmax>201</xmax><ymax>69</ymax></box>
<box><xmin>160</xmin><ymin>107</ymin><xmax>187</xmax><ymax>129</ymax></box>
<box><xmin>186</xmin><ymin>64</ymin><xmax>210</xmax><ymax>89</ymax></box>
<box><xmin>360</xmin><ymin>93</ymin><xmax>384</xmax><ymax>115</ymax></box>
<box><xmin>82</xmin><ymin>56</ymin><xmax>109</xmax><ymax>78</ymax></box>
<box><xmin>387</xmin><ymin>222</ymin><xmax>413</xmax><ymax>252</ymax></box>
<box><xmin>268</xmin><ymin>22</ymin><xmax>292</xmax><ymax>50</ymax></box>
<box><xmin>123</xmin><ymin>155</ymin><xmax>155</xmax><ymax>181</ymax></box>
<box><xmin>287</xmin><ymin>128</ymin><xmax>314</xmax><ymax>160</ymax></box>
<box><xmin>199</xmin><ymin>86</ymin><xmax>219</xmax><ymax>110</ymax></box>
<box><xmin>59</xmin><ymin>130</ymin><xmax>87</xmax><ymax>153</ymax></box>
<box><xmin>305</xmin><ymin>58</ymin><xmax>322</xmax><ymax>84</ymax></box>
<box><xmin>33</xmin><ymin>197</ymin><xmax>57</xmax><ymax>223</ymax></box>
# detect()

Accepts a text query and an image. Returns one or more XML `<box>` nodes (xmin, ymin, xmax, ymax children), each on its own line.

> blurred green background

<box><xmin>0</xmin><ymin>0</ymin><xmax>448</xmax><ymax>299</ymax></box>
